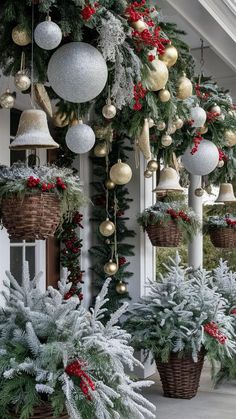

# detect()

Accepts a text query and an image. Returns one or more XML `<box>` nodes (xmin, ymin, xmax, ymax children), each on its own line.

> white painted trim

<box><xmin>199</xmin><ymin>0</ymin><xmax>236</xmax><ymax>43</ymax></box>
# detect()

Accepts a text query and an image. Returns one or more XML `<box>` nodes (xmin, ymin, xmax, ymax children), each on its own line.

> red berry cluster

<box><xmin>225</xmin><ymin>218</ymin><xmax>236</xmax><ymax>227</ymax></box>
<box><xmin>195</xmin><ymin>84</ymin><xmax>210</xmax><ymax>101</ymax></box>
<box><xmin>117</xmin><ymin>210</ymin><xmax>125</xmax><ymax>217</ymax></box>
<box><xmin>65</xmin><ymin>360</ymin><xmax>95</xmax><ymax>400</ymax></box>
<box><xmin>166</xmin><ymin>208</ymin><xmax>191</xmax><ymax>223</ymax></box>
<box><xmin>125</xmin><ymin>0</ymin><xmax>155</xmax><ymax>25</ymax></box>
<box><xmin>148</xmin><ymin>54</ymin><xmax>155</xmax><ymax>62</ymax></box>
<box><xmin>204</xmin><ymin>321</ymin><xmax>227</xmax><ymax>345</ymax></box>
<box><xmin>206</xmin><ymin>111</ymin><xmax>220</xmax><ymax>123</ymax></box>
<box><xmin>132</xmin><ymin>27</ymin><xmax>169</xmax><ymax>55</ymax></box>
<box><xmin>218</xmin><ymin>149</ymin><xmax>228</xmax><ymax>162</ymax></box>
<box><xmin>27</xmin><ymin>176</ymin><xmax>67</xmax><ymax>192</ymax></box>
<box><xmin>133</xmin><ymin>82</ymin><xmax>147</xmax><ymax>110</ymax></box>
<box><xmin>191</xmin><ymin>132</ymin><xmax>203</xmax><ymax>155</ymax></box>
<box><xmin>64</xmin><ymin>287</ymin><xmax>83</xmax><ymax>301</ymax></box>
<box><xmin>81</xmin><ymin>4</ymin><xmax>97</xmax><ymax>20</ymax></box>
<box><xmin>230</xmin><ymin>308</ymin><xmax>236</xmax><ymax>315</ymax></box>
<box><xmin>119</xmin><ymin>256</ymin><xmax>127</xmax><ymax>266</ymax></box>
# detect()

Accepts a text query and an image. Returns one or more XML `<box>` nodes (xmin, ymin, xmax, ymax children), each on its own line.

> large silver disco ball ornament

<box><xmin>182</xmin><ymin>139</ymin><xmax>219</xmax><ymax>175</ymax></box>
<box><xmin>34</xmin><ymin>18</ymin><xmax>62</xmax><ymax>50</ymax></box>
<box><xmin>47</xmin><ymin>42</ymin><xmax>108</xmax><ymax>103</ymax></box>
<box><xmin>65</xmin><ymin>120</ymin><xmax>95</xmax><ymax>154</ymax></box>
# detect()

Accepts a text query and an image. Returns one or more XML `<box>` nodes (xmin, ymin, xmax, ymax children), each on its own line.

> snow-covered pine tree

<box><xmin>0</xmin><ymin>264</ymin><xmax>156</xmax><ymax>419</ymax></box>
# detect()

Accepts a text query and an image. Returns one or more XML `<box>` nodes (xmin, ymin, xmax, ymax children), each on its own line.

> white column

<box><xmin>188</xmin><ymin>174</ymin><xmax>203</xmax><ymax>269</ymax></box>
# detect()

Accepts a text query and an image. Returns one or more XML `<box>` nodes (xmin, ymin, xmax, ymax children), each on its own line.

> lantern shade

<box><xmin>215</xmin><ymin>183</ymin><xmax>236</xmax><ymax>203</ymax></box>
<box><xmin>10</xmin><ymin>110</ymin><xmax>59</xmax><ymax>150</ymax></box>
<box><xmin>153</xmin><ymin>167</ymin><xmax>183</xmax><ymax>193</ymax></box>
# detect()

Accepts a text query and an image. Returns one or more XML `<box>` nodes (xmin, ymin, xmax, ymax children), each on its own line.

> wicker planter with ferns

<box><xmin>204</xmin><ymin>215</ymin><xmax>236</xmax><ymax>248</ymax></box>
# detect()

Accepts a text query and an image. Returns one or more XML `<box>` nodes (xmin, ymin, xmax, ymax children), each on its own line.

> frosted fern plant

<box><xmin>0</xmin><ymin>264</ymin><xmax>155</xmax><ymax>419</ymax></box>
<box><xmin>125</xmin><ymin>253</ymin><xmax>236</xmax><ymax>363</ymax></box>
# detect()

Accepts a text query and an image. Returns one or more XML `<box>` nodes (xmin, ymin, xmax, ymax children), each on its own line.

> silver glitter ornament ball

<box><xmin>34</xmin><ymin>19</ymin><xmax>62</xmax><ymax>50</ymax></box>
<box><xmin>47</xmin><ymin>42</ymin><xmax>108</xmax><ymax>103</ymax></box>
<box><xmin>0</xmin><ymin>90</ymin><xmax>15</xmax><ymax>109</ymax></box>
<box><xmin>182</xmin><ymin>139</ymin><xmax>219</xmax><ymax>176</ymax></box>
<box><xmin>14</xmin><ymin>71</ymin><xmax>31</xmax><ymax>91</ymax></box>
<box><xmin>65</xmin><ymin>121</ymin><xmax>95</xmax><ymax>154</ymax></box>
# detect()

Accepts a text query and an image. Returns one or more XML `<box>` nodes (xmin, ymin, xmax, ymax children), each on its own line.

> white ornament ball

<box><xmin>34</xmin><ymin>19</ymin><xmax>62</xmax><ymax>50</ymax></box>
<box><xmin>182</xmin><ymin>139</ymin><xmax>219</xmax><ymax>175</ymax></box>
<box><xmin>0</xmin><ymin>90</ymin><xmax>15</xmax><ymax>109</ymax></box>
<box><xmin>148</xmin><ymin>118</ymin><xmax>155</xmax><ymax>128</ymax></box>
<box><xmin>156</xmin><ymin>121</ymin><xmax>166</xmax><ymax>131</ymax></box>
<box><xmin>175</xmin><ymin>117</ymin><xmax>184</xmax><ymax>129</ymax></box>
<box><xmin>190</xmin><ymin>105</ymin><xmax>207</xmax><ymax>128</ymax></box>
<box><xmin>102</xmin><ymin>104</ymin><xmax>116</xmax><ymax>119</ymax></box>
<box><xmin>161</xmin><ymin>134</ymin><xmax>173</xmax><ymax>147</ymax></box>
<box><xmin>47</xmin><ymin>42</ymin><xmax>108</xmax><ymax>103</ymax></box>
<box><xmin>65</xmin><ymin>120</ymin><xmax>95</xmax><ymax>154</ymax></box>
<box><xmin>218</xmin><ymin>160</ymin><xmax>225</xmax><ymax>168</ymax></box>
<box><xmin>167</xmin><ymin>124</ymin><xmax>176</xmax><ymax>135</ymax></box>
<box><xmin>14</xmin><ymin>71</ymin><xmax>31</xmax><ymax>91</ymax></box>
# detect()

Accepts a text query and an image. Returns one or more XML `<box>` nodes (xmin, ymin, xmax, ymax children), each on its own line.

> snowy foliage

<box><xmin>212</xmin><ymin>259</ymin><xmax>236</xmax><ymax>310</ymax></box>
<box><xmin>0</xmin><ymin>264</ymin><xmax>155</xmax><ymax>419</ymax></box>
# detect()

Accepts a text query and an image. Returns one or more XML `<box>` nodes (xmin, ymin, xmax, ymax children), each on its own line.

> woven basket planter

<box><xmin>1</xmin><ymin>193</ymin><xmax>61</xmax><ymax>240</ymax></box>
<box><xmin>145</xmin><ymin>221</ymin><xmax>182</xmax><ymax>247</ymax></box>
<box><xmin>15</xmin><ymin>403</ymin><xmax>68</xmax><ymax>419</ymax></box>
<box><xmin>155</xmin><ymin>349</ymin><xmax>205</xmax><ymax>399</ymax></box>
<box><xmin>209</xmin><ymin>227</ymin><xmax>236</xmax><ymax>248</ymax></box>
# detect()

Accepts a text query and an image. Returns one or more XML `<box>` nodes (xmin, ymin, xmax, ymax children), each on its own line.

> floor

<box><xmin>144</xmin><ymin>362</ymin><xmax>236</xmax><ymax>419</ymax></box>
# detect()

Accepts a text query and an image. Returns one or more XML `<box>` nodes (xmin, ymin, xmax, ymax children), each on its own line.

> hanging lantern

<box><xmin>65</xmin><ymin>119</ymin><xmax>95</xmax><ymax>154</ymax></box>
<box><xmin>146</xmin><ymin>58</ymin><xmax>169</xmax><ymax>92</ymax></box>
<box><xmin>110</xmin><ymin>160</ymin><xmax>132</xmax><ymax>185</ymax></box>
<box><xmin>182</xmin><ymin>139</ymin><xmax>219</xmax><ymax>175</ymax></box>
<box><xmin>94</xmin><ymin>142</ymin><xmax>108</xmax><ymax>157</ymax></box>
<box><xmin>160</xmin><ymin>44</ymin><xmax>178</xmax><ymax>68</ymax></box>
<box><xmin>159</xmin><ymin>88</ymin><xmax>170</xmax><ymax>102</ymax></box>
<box><xmin>225</xmin><ymin>130</ymin><xmax>236</xmax><ymax>147</ymax></box>
<box><xmin>116</xmin><ymin>281</ymin><xmax>128</xmax><ymax>295</ymax></box>
<box><xmin>12</xmin><ymin>25</ymin><xmax>31</xmax><ymax>46</ymax></box>
<box><xmin>152</xmin><ymin>167</ymin><xmax>183</xmax><ymax>193</ymax></box>
<box><xmin>190</xmin><ymin>104</ymin><xmax>207</xmax><ymax>128</ymax></box>
<box><xmin>104</xmin><ymin>260</ymin><xmax>118</xmax><ymax>276</ymax></box>
<box><xmin>99</xmin><ymin>219</ymin><xmax>115</xmax><ymax>237</ymax></box>
<box><xmin>176</xmin><ymin>73</ymin><xmax>193</xmax><ymax>100</ymax></box>
<box><xmin>9</xmin><ymin>110</ymin><xmax>59</xmax><ymax>150</ymax></box>
<box><xmin>34</xmin><ymin>16</ymin><xmax>62</xmax><ymax>50</ymax></box>
<box><xmin>0</xmin><ymin>89</ymin><xmax>15</xmax><ymax>109</ymax></box>
<box><xmin>215</xmin><ymin>183</ymin><xmax>236</xmax><ymax>203</ymax></box>
<box><xmin>147</xmin><ymin>160</ymin><xmax>158</xmax><ymax>172</ymax></box>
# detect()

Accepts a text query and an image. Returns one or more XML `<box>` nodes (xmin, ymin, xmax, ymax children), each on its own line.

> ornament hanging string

<box><xmin>30</xmin><ymin>2</ymin><xmax>35</xmax><ymax>108</ymax></box>
<box><xmin>198</xmin><ymin>38</ymin><xmax>205</xmax><ymax>85</ymax></box>
<box><xmin>114</xmin><ymin>192</ymin><xmax>118</xmax><ymax>265</ymax></box>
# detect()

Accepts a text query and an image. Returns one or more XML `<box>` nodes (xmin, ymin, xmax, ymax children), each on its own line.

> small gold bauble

<box><xmin>147</xmin><ymin>159</ymin><xmax>158</xmax><ymax>172</ymax></box>
<box><xmin>167</xmin><ymin>124</ymin><xmax>176</xmax><ymax>135</ymax></box>
<box><xmin>102</xmin><ymin>104</ymin><xmax>117</xmax><ymax>119</ymax></box>
<box><xmin>210</xmin><ymin>104</ymin><xmax>221</xmax><ymax>114</ymax></box>
<box><xmin>161</xmin><ymin>134</ymin><xmax>173</xmax><ymax>147</ymax></box>
<box><xmin>195</xmin><ymin>188</ymin><xmax>204</xmax><ymax>197</ymax></box>
<box><xmin>14</xmin><ymin>71</ymin><xmax>31</xmax><ymax>91</ymax></box>
<box><xmin>104</xmin><ymin>260</ymin><xmax>119</xmax><ymax>276</ymax></box>
<box><xmin>0</xmin><ymin>89</ymin><xmax>15</xmax><ymax>109</ymax></box>
<box><xmin>99</xmin><ymin>218</ymin><xmax>115</xmax><ymax>237</ymax></box>
<box><xmin>156</xmin><ymin>121</ymin><xmax>166</xmax><ymax>131</ymax></box>
<box><xmin>110</xmin><ymin>159</ymin><xmax>132</xmax><ymax>185</ymax></box>
<box><xmin>177</xmin><ymin>73</ymin><xmax>193</xmax><ymax>100</ymax></box>
<box><xmin>105</xmin><ymin>179</ymin><xmax>116</xmax><ymax>190</ymax></box>
<box><xmin>94</xmin><ymin>142</ymin><xmax>108</xmax><ymax>157</ymax></box>
<box><xmin>146</xmin><ymin>58</ymin><xmax>169</xmax><ymax>92</ymax></box>
<box><xmin>218</xmin><ymin>160</ymin><xmax>225</xmax><ymax>168</ymax></box>
<box><xmin>199</xmin><ymin>125</ymin><xmax>208</xmax><ymax>134</ymax></box>
<box><xmin>225</xmin><ymin>130</ymin><xmax>236</xmax><ymax>147</ymax></box>
<box><xmin>12</xmin><ymin>25</ymin><xmax>31</xmax><ymax>46</ymax></box>
<box><xmin>116</xmin><ymin>281</ymin><xmax>127</xmax><ymax>295</ymax></box>
<box><xmin>148</xmin><ymin>118</ymin><xmax>155</xmax><ymax>128</ymax></box>
<box><xmin>131</xmin><ymin>19</ymin><xmax>146</xmax><ymax>32</ymax></box>
<box><xmin>159</xmin><ymin>88</ymin><xmax>171</xmax><ymax>102</ymax></box>
<box><xmin>94</xmin><ymin>125</ymin><xmax>108</xmax><ymax>139</ymax></box>
<box><xmin>144</xmin><ymin>169</ymin><xmax>153</xmax><ymax>178</ymax></box>
<box><xmin>160</xmin><ymin>44</ymin><xmax>178</xmax><ymax>68</ymax></box>
<box><xmin>175</xmin><ymin>117</ymin><xmax>184</xmax><ymax>129</ymax></box>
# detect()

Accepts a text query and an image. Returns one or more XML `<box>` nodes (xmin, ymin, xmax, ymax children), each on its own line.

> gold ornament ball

<box><xmin>218</xmin><ymin>160</ymin><xmax>225</xmax><ymax>168</ymax></box>
<box><xmin>144</xmin><ymin>169</ymin><xmax>153</xmax><ymax>178</ymax></box>
<box><xmin>105</xmin><ymin>178</ymin><xmax>116</xmax><ymax>190</ymax></box>
<box><xmin>160</xmin><ymin>44</ymin><xmax>178</xmax><ymax>68</ymax></box>
<box><xmin>131</xmin><ymin>19</ymin><xmax>146</xmax><ymax>32</ymax></box>
<box><xmin>94</xmin><ymin>125</ymin><xmax>108</xmax><ymax>139</ymax></box>
<box><xmin>52</xmin><ymin>112</ymin><xmax>69</xmax><ymax>128</ymax></box>
<box><xmin>12</xmin><ymin>25</ymin><xmax>31</xmax><ymax>46</ymax></box>
<box><xmin>104</xmin><ymin>260</ymin><xmax>118</xmax><ymax>276</ymax></box>
<box><xmin>161</xmin><ymin>134</ymin><xmax>173</xmax><ymax>147</ymax></box>
<box><xmin>167</xmin><ymin>124</ymin><xmax>176</xmax><ymax>135</ymax></box>
<box><xmin>116</xmin><ymin>281</ymin><xmax>128</xmax><ymax>295</ymax></box>
<box><xmin>177</xmin><ymin>73</ymin><xmax>193</xmax><ymax>100</ymax></box>
<box><xmin>210</xmin><ymin>104</ymin><xmax>221</xmax><ymax>114</ymax></box>
<box><xmin>94</xmin><ymin>142</ymin><xmax>108</xmax><ymax>157</ymax></box>
<box><xmin>99</xmin><ymin>219</ymin><xmax>115</xmax><ymax>237</ymax></box>
<box><xmin>195</xmin><ymin>188</ymin><xmax>204</xmax><ymax>197</ymax></box>
<box><xmin>14</xmin><ymin>71</ymin><xmax>31</xmax><ymax>91</ymax></box>
<box><xmin>0</xmin><ymin>90</ymin><xmax>15</xmax><ymax>109</ymax></box>
<box><xmin>146</xmin><ymin>58</ymin><xmax>169</xmax><ymax>92</ymax></box>
<box><xmin>102</xmin><ymin>104</ymin><xmax>117</xmax><ymax>119</ymax></box>
<box><xmin>199</xmin><ymin>125</ymin><xmax>208</xmax><ymax>134</ymax></box>
<box><xmin>175</xmin><ymin>117</ymin><xmax>184</xmax><ymax>129</ymax></box>
<box><xmin>110</xmin><ymin>159</ymin><xmax>132</xmax><ymax>185</ymax></box>
<box><xmin>225</xmin><ymin>130</ymin><xmax>236</xmax><ymax>147</ymax></box>
<box><xmin>159</xmin><ymin>88</ymin><xmax>171</xmax><ymax>102</ymax></box>
<box><xmin>156</xmin><ymin>121</ymin><xmax>166</xmax><ymax>131</ymax></box>
<box><xmin>148</xmin><ymin>118</ymin><xmax>155</xmax><ymax>128</ymax></box>
<box><xmin>147</xmin><ymin>159</ymin><xmax>158</xmax><ymax>172</ymax></box>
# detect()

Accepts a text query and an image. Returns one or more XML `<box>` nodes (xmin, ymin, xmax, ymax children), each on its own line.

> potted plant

<box><xmin>125</xmin><ymin>254</ymin><xmax>236</xmax><ymax>399</ymax></box>
<box><xmin>204</xmin><ymin>215</ymin><xmax>236</xmax><ymax>248</ymax></box>
<box><xmin>0</xmin><ymin>265</ymin><xmax>156</xmax><ymax>419</ymax></box>
<box><xmin>0</xmin><ymin>163</ymin><xmax>86</xmax><ymax>240</ymax></box>
<box><xmin>138</xmin><ymin>201</ymin><xmax>200</xmax><ymax>247</ymax></box>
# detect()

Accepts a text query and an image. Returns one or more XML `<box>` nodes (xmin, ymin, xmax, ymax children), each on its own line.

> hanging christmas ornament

<box><xmin>65</xmin><ymin>119</ymin><xmax>95</xmax><ymax>154</ymax></box>
<box><xmin>47</xmin><ymin>42</ymin><xmax>108</xmax><ymax>103</ymax></box>
<box><xmin>153</xmin><ymin>167</ymin><xmax>183</xmax><ymax>193</ymax></box>
<box><xmin>105</xmin><ymin>179</ymin><xmax>116</xmax><ymax>190</ymax></box>
<box><xmin>14</xmin><ymin>52</ymin><xmax>31</xmax><ymax>92</ymax></box>
<box><xmin>161</xmin><ymin>134</ymin><xmax>173</xmax><ymax>147</ymax></box>
<box><xmin>131</xmin><ymin>19</ymin><xmax>147</xmax><ymax>32</ymax></box>
<box><xmin>160</xmin><ymin>44</ymin><xmax>178</xmax><ymax>68</ymax></box>
<box><xmin>138</xmin><ymin>118</ymin><xmax>151</xmax><ymax>160</ymax></box>
<box><xmin>12</xmin><ymin>25</ymin><xmax>31</xmax><ymax>46</ymax></box>
<box><xmin>217</xmin><ymin>160</ymin><xmax>225</xmax><ymax>168</ymax></box>
<box><xmin>34</xmin><ymin>16</ymin><xmax>62</xmax><ymax>50</ymax></box>
<box><xmin>52</xmin><ymin>112</ymin><xmax>69</xmax><ymax>127</ymax></box>
<box><xmin>0</xmin><ymin>89</ymin><xmax>15</xmax><ymax>109</ymax></box>
<box><xmin>146</xmin><ymin>58</ymin><xmax>169</xmax><ymax>92</ymax></box>
<box><xmin>190</xmin><ymin>104</ymin><xmax>207</xmax><ymax>128</ymax></box>
<box><xmin>110</xmin><ymin>159</ymin><xmax>132</xmax><ymax>185</ymax></box>
<box><xmin>147</xmin><ymin>160</ymin><xmax>158</xmax><ymax>172</ymax></box>
<box><xmin>104</xmin><ymin>260</ymin><xmax>118</xmax><ymax>276</ymax></box>
<box><xmin>176</xmin><ymin>73</ymin><xmax>193</xmax><ymax>100</ymax></box>
<box><xmin>175</xmin><ymin>117</ymin><xmax>184</xmax><ymax>129</ymax></box>
<box><xmin>34</xmin><ymin>84</ymin><xmax>53</xmax><ymax>118</ymax></box>
<box><xmin>99</xmin><ymin>218</ymin><xmax>115</xmax><ymax>237</ymax></box>
<box><xmin>94</xmin><ymin>125</ymin><xmax>110</xmax><ymax>140</ymax></box>
<box><xmin>199</xmin><ymin>125</ymin><xmax>208</xmax><ymax>134</ymax></box>
<box><xmin>116</xmin><ymin>281</ymin><xmax>128</xmax><ymax>295</ymax></box>
<box><xmin>148</xmin><ymin>118</ymin><xmax>155</xmax><ymax>128</ymax></box>
<box><xmin>144</xmin><ymin>169</ymin><xmax>153</xmax><ymax>178</ymax></box>
<box><xmin>102</xmin><ymin>86</ymin><xmax>116</xmax><ymax>119</ymax></box>
<box><xmin>182</xmin><ymin>139</ymin><xmax>219</xmax><ymax>175</ymax></box>
<box><xmin>215</xmin><ymin>183</ymin><xmax>236</xmax><ymax>203</ymax></box>
<box><xmin>167</xmin><ymin>124</ymin><xmax>176</xmax><ymax>135</ymax></box>
<box><xmin>195</xmin><ymin>188</ymin><xmax>204</xmax><ymax>197</ymax></box>
<box><xmin>156</xmin><ymin>121</ymin><xmax>166</xmax><ymax>131</ymax></box>
<box><xmin>210</xmin><ymin>104</ymin><xmax>221</xmax><ymax>115</ymax></box>
<box><xmin>225</xmin><ymin>130</ymin><xmax>236</xmax><ymax>147</ymax></box>
<box><xmin>94</xmin><ymin>142</ymin><xmax>108</xmax><ymax>157</ymax></box>
<box><xmin>159</xmin><ymin>88</ymin><xmax>171</xmax><ymax>102</ymax></box>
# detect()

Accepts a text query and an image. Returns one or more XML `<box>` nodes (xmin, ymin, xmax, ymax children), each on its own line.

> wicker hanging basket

<box><xmin>155</xmin><ymin>348</ymin><xmax>205</xmax><ymax>399</ymax></box>
<box><xmin>209</xmin><ymin>227</ymin><xmax>236</xmax><ymax>248</ymax></box>
<box><xmin>1</xmin><ymin>192</ymin><xmax>61</xmax><ymax>240</ymax></box>
<box><xmin>15</xmin><ymin>403</ymin><xmax>68</xmax><ymax>419</ymax></box>
<box><xmin>145</xmin><ymin>221</ymin><xmax>182</xmax><ymax>247</ymax></box>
